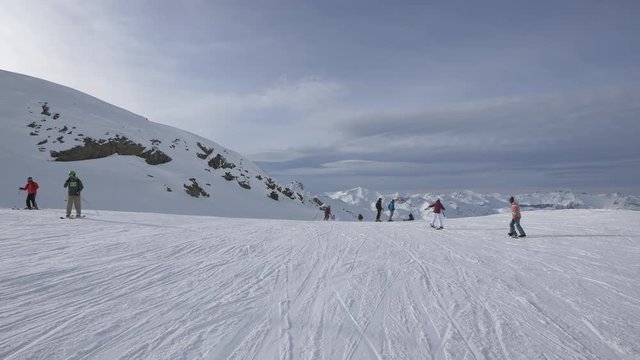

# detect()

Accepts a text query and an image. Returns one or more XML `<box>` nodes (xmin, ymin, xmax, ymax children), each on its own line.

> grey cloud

<box><xmin>258</xmin><ymin>87</ymin><xmax>640</xmax><ymax>191</ymax></box>
<box><xmin>340</xmin><ymin>88</ymin><xmax>640</xmax><ymax>138</ymax></box>
<box><xmin>328</xmin><ymin>87</ymin><xmax>640</xmax><ymax>162</ymax></box>
<box><xmin>3</xmin><ymin>1</ymin><xmax>639</xmax><ymax>194</ymax></box>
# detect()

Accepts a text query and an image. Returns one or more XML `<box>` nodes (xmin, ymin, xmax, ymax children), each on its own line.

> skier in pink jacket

<box><xmin>508</xmin><ymin>196</ymin><xmax>526</xmax><ymax>238</ymax></box>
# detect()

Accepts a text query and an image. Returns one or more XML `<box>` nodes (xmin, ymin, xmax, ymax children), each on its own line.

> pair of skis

<box><xmin>60</xmin><ymin>215</ymin><xmax>85</xmax><ymax>219</ymax></box>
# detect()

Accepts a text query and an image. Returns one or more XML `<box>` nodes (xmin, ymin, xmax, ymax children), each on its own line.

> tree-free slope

<box><xmin>0</xmin><ymin>209</ymin><xmax>639</xmax><ymax>359</ymax></box>
<box><xmin>0</xmin><ymin>69</ymin><xmax>317</xmax><ymax>220</ymax></box>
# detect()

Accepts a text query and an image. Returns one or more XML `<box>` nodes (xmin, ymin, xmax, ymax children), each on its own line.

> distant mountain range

<box><xmin>326</xmin><ymin>187</ymin><xmax>640</xmax><ymax>221</ymax></box>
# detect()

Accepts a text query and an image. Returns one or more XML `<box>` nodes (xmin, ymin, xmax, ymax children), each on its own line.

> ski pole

<box><xmin>81</xmin><ymin>195</ymin><xmax>100</xmax><ymax>216</ymax></box>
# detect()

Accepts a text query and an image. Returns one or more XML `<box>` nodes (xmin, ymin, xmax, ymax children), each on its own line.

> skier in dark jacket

<box><xmin>375</xmin><ymin>198</ymin><xmax>383</xmax><ymax>222</ymax></box>
<box><xmin>19</xmin><ymin>177</ymin><xmax>39</xmax><ymax>209</ymax></box>
<box><xmin>427</xmin><ymin>199</ymin><xmax>445</xmax><ymax>229</ymax></box>
<box><xmin>322</xmin><ymin>205</ymin><xmax>331</xmax><ymax>220</ymax></box>
<box><xmin>64</xmin><ymin>170</ymin><xmax>84</xmax><ymax>218</ymax></box>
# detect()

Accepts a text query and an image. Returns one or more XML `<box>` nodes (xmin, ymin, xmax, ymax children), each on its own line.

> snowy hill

<box><xmin>327</xmin><ymin>187</ymin><xmax>640</xmax><ymax>221</ymax></box>
<box><xmin>1</xmin><ymin>208</ymin><xmax>639</xmax><ymax>359</ymax></box>
<box><xmin>0</xmin><ymin>69</ymin><xmax>339</xmax><ymax>220</ymax></box>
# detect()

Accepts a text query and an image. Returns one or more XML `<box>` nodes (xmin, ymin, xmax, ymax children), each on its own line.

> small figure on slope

<box><xmin>64</xmin><ymin>170</ymin><xmax>84</xmax><ymax>218</ymax></box>
<box><xmin>375</xmin><ymin>198</ymin><xmax>383</xmax><ymax>222</ymax></box>
<box><xmin>508</xmin><ymin>196</ymin><xmax>526</xmax><ymax>238</ymax></box>
<box><xmin>388</xmin><ymin>199</ymin><xmax>396</xmax><ymax>222</ymax></box>
<box><xmin>427</xmin><ymin>199</ymin><xmax>445</xmax><ymax>229</ymax></box>
<box><xmin>322</xmin><ymin>205</ymin><xmax>332</xmax><ymax>221</ymax></box>
<box><xmin>19</xmin><ymin>177</ymin><xmax>39</xmax><ymax>210</ymax></box>
<box><xmin>357</xmin><ymin>213</ymin><xmax>364</xmax><ymax>221</ymax></box>
<box><xmin>403</xmin><ymin>212</ymin><xmax>415</xmax><ymax>221</ymax></box>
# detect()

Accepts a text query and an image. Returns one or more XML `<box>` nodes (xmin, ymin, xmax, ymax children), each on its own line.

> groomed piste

<box><xmin>1</xmin><ymin>208</ymin><xmax>639</xmax><ymax>359</ymax></box>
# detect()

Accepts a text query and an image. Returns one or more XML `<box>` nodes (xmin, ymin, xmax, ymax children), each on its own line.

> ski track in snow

<box><xmin>1</xmin><ymin>209</ymin><xmax>639</xmax><ymax>359</ymax></box>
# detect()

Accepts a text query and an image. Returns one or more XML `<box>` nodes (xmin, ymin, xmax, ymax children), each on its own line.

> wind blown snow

<box><xmin>1</xmin><ymin>208</ymin><xmax>639</xmax><ymax>359</ymax></box>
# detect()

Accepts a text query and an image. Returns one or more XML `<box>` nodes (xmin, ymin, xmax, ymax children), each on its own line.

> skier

<box><xmin>388</xmin><ymin>199</ymin><xmax>396</xmax><ymax>221</ymax></box>
<box><xmin>323</xmin><ymin>205</ymin><xmax>331</xmax><ymax>220</ymax></box>
<box><xmin>64</xmin><ymin>170</ymin><xmax>84</xmax><ymax>218</ymax></box>
<box><xmin>19</xmin><ymin>177</ymin><xmax>39</xmax><ymax>209</ymax></box>
<box><xmin>427</xmin><ymin>199</ymin><xmax>445</xmax><ymax>229</ymax></box>
<box><xmin>375</xmin><ymin>198</ymin><xmax>383</xmax><ymax>222</ymax></box>
<box><xmin>508</xmin><ymin>196</ymin><xmax>526</xmax><ymax>238</ymax></box>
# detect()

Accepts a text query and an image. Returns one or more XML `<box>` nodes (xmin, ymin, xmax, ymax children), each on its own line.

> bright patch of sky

<box><xmin>1</xmin><ymin>0</ymin><xmax>639</xmax><ymax>193</ymax></box>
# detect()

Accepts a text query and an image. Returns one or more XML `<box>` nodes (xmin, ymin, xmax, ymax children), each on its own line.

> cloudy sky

<box><xmin>2</xmin><ymin>0</ymin><xmax>639</xmax><ymax>194</ymax></box>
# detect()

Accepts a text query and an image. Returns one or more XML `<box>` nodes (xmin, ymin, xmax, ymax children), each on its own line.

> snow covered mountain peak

<box><xmin>0</xmin><ymin>69</ymin><xmax>321</xmax><ymax>219</ymax></box>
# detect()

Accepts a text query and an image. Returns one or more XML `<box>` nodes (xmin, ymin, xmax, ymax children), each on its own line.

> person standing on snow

<box><xmin>427</xmin><ymin>199</ymin><xmax>445</xmax><ymax>229</ymax></box>
<box><xmin>64</xmin><ymin>170</ymin><xmax>84</xmax><ymax>218</ymax></box>
<box><xmin>388</xmin><ymin>199</ymin><xmax>396</xmax><ymax>221</ymax></box>
<box><xmin>19</xmin><ymin>176</ymin><xmax>39</xmax><ymax>209</ymax></box>
<box><xmin>508</xmin><ymin>196</ymin><xmax>526</xmax><ymax>238</ymax></box>
<box><xmin>375</xmin><ymin>198</ymin><xmax>383</xmax><ymax>222</ymax></box>
<box><xmin>323</xmin><ymin>205</ymin><xmax>332</xmax><ymax>220</ymax></box>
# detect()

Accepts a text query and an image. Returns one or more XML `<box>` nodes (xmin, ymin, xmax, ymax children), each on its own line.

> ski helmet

<box><xmin>69</xmin><ymin>170</ymin><xmax>76</xmax><ymax>176</ymax></box>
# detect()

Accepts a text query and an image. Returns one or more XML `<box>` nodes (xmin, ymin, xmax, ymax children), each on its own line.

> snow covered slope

<box><xmin>328</xmin><ymin>187</ymin><xmax>640</xmax><ymax>221</ymax></box>
<box><xmin>0</xmin><ymin>209</ymin><xmax>638</xmax><ymax>359</ymax></box>
<box><xmin>0</xmin><ymin>69</ymin><xmax>332</xmax><ymax>219</ymax></box>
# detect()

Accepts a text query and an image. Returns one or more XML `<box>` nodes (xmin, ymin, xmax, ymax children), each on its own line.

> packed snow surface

<box><xmin>1</xmin><ymin>208</ymin><xmax>639</xmax><ymax>359</ymax></box>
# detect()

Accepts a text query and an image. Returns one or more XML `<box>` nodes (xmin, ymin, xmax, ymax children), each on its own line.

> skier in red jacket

<box><xmin>427</xmin><ymin>199</ymin><xmax>445</xmax><ymax>229</ymax></box>
<box><xmin>19</xmin><ymin>176</ymin><xmax>39</xmax><ymax>210</ymax></box>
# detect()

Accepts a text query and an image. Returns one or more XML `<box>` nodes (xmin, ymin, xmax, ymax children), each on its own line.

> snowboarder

<box><xmin>357</xmin><ymin>213</ymin><xmax>364</xmax><ymax>221</ymax></box>
<box><xmin>64</xmin><ymin>170</ymin><xmax>84</xmax><ymax>218</ymax></box>
<box><xmin>388</xmin><ymin>199</ymin><xmax>396</xmax><ymax>221</ymax></box>
<box><xmin>508</xmin><ymin>196</ymin><xmax>526</xmax><ymax>238</ymax></box>
<box><xmin>403</xmin><ymin>212</ymin><xmax>415</xmax><ymax>221</ymax></box>
<box><xmin>323</xmin><ymin>205</ymin><xmax>331</xmax><ymax>220</ymax></box>
<box><xmin>19</xmin><ymin>176</ymin><xmax>39</xmax><ymax>209</ymax></box>
<box><xmin>375</xmin><ymin>198</ymin><xmax>383</xmax><ymax>222</ymax></box>
<box><xmin>427</xmin><ymin>199</ymin><xmax>445</xmax><ymax>229</ymax></box>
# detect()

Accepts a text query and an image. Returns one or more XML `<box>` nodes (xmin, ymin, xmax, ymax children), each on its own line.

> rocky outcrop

<box><xmin>238</xmin><ymin>180</ymin><xmax>251</xmax><ymax>189</ymax></box>
<box><xmin>184</xmin><ymin>178</ymin><xmax>210</xmax><ymax>198</ymax></box>
<box><xmin>208</xmin><ymin>154</ymin><xmax>236</xmax><ymax>170</ymax></box>
<box><xmin>41</xmin><ymin>102</ymin><xmax>51</xmax><ymax>116</ymax></box>
<box><xmin>140</xmin><ymin>148</ymin><xmax>172</xmax><ymax>165</ymax></box>
<box><xmin>265</xmin><ymin>178</ymin><xmax>277</xmax><ymax>190</ymax></box>
<box><xmin>196</xmin><ymin>142</ymin><xmax>214</xmax><ymax>160</ymax></box>
<box><xmin>282</xmin><ymin>188</ymin><xmax>295</xmax><ymax>199</ymax></box>
<box><xmin>50</xmin><ymin>135</ymin><xmax>172</xmax><ymax>165</ymax></box>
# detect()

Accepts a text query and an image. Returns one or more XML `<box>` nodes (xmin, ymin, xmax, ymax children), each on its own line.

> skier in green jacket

<box><xmin>64</xmin><ymin>170</ymin><xmax>84</xmax><ymax>218</ymax></box>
